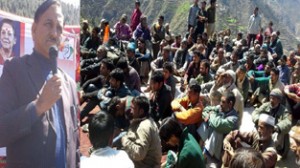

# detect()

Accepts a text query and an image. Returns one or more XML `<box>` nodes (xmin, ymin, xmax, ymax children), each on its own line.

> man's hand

<box><xmin>223</xmin><ymin>139</ymin><xmax>234</xmax><ymax>156</ymax></box>
<box><xmin>35</xmin><ymin>75</ymin><xmax>62</xmax><ymax>116</ymax></box>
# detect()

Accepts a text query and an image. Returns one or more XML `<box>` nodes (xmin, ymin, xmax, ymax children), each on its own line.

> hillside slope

<box><xmin>81</xmin><ymin>0</ymin><xmax>300</xmax><ymax>51</ymax></box>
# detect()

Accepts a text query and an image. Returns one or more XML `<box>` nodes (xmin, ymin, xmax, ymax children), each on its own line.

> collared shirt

<box><xmin>248</xmin><ymin>14</ymin><xmax>261</xmax><ymax>34</ymax></box>
<box><xmin>35</xmin><ymin>50</ymin><xmax>66</xmax><ymax>167</ymax></box>
<box><xmin>81</xmin><ymin>147</ymin><xmax>134</xmax><ymax>168</ymax></box>
<box><xmin>188</xmin><ymin>4</ymin><xmax>200</xmax><ymax>26</ymax></box>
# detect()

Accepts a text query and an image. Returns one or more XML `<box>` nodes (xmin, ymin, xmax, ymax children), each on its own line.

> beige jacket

<box><xmin>121</xmin><ymin>117</ymin><xmax>162</xmax><ymax>168</ymax></box>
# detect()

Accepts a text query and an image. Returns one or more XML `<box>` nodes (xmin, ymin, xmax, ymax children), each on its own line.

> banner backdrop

<box><xmin>0</xmin><ymin>10</ymin><xmax>79</xmax><ymax>79</ymax></box>
<box><xmin>0</xmin><ymin>10</ymin><xmax>79</xmax><ymax>167</ymax></box>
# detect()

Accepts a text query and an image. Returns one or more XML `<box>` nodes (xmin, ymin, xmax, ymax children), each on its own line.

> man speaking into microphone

<box><xmin>0</xmin><ymin>1</ymin><xmax>79</xmax><ymax>168</ymax></box>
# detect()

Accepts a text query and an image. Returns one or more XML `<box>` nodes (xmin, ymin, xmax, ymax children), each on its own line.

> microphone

<box><xmin>49</xmin><ymin>45</ymin><xmax>58</xmax><ymax>74</ymax></box>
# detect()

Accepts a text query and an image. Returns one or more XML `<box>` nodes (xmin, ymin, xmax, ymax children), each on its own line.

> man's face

<box><xmin>270</xmin><ymin>95</ymin><xmax>280</xmax><ymax>109</ymax></box>
<box><xmin>236</xmin><ymin>69</ymin><xmax>245</xmax><ymax>80</ymax></box>
<box><xmin>218</xmin><ymin>49</ymin><xmax>224</xmax><ymax>59</ymax></box>
<box><xmin>220</xmin><ymin>96</ymin><xmax>230</xmax><ymax>112</ymax></box>
<box><xmin>187</xmin><ymin>88</ymin><xmax>199</xmax><ymax>104</ymax></box>
<box><xmin>231</xmin><ymin>54</ymin><xmax>238</xmax><ymax>64</ymax></box>
<box><xmin>162</xmin><ymin>50</ymin><xmax>169</xmax><ymax>60</ymax></box>
<box><xmin>32</xmin><ymin>4</ymin><xmax>64</xmax><ymax>58</ymax></box>
<box><xmin>100</xmin><ymin>63</ymin><xmax>109</xmax><ymax>76</ymax></box>
<box><xmin>201</xmin><ymin>2</ymin><xmax>206</xmax><ymax>9</ymax></box>
<box><xmin>270</xmin><ymin>71</ymin><xmax>278</xmax><ymax>84</ymax></box>
<box><xmin>0</xmin><ymin>23</ymin><xmax>16</xmax><ymax>50</ymax></box>
<box><xmin>150</xmin><ymin>80</ymin><xmax>161</xmax><ymax>91</ymax></box>
<box><xmin>82</xmin><ymin>23</ymin><xmax>88</xmax><ymax>30</ymax></box>
<box><xmin>199</xmin><ymin>63</ymin><xmax>207</xmax><ymax>75</ymax></box>
<box><xmin>109</xmin><ymin>77</ymin><xmax>120</xmax><ymax>89</ymax></box>
<box><xmin>158</xmin><ymin>18</ymin><xmax>164</xmax><ymax>26</ymax></box>
<box><xmin>254</xmin><ymin>8</ymin><xmax>258</xmax><ymax>16</ymax></box>
<box><xmin>130</xmin><ymin>100</ymin><xmax>142</xmax><ymax>119</ymax></box>
<box><xmin>258</xmin><ymin>121</ymin><xmax>273</xmax><ymax>141</ymax></box>
<box><xmin>138</xmin><ymin>41</ymin><xmax>145</xmax><ymax>50</ymax></box>
<box><xmin>163</xmin><ymin>68</ymin><xmax>170</xmax><ymax>80</ymax></box>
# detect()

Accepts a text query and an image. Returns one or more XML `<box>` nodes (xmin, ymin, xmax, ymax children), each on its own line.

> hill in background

<box><xmin>0</xmin><ymin>0</ymin><xmax>80</xmax><ymax>25</ymax></box>
<box><xmin>81</xmin><ymin>0</ymin><xmax>300</xmax><ymax>51</ymax></box>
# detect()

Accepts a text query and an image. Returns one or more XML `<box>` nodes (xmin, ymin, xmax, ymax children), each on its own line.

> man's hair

<box><xmin>88</xmin><ymin>111</ymin><xmax>115</xmax><ymax>149</ymax></box>
<box><xmin>163</xmin><ymin>62</ymin><xmax>174</xmax><ymax>74</ymax></box>
<box><xmin>193</xmin><ymin>50</ymin><xmax>203</xmax><ymax>58</ymax></box>
<box><xmin>34</xmin><ymin>0</ymin><xmax>61</xmax><ymax>23</ymax></box>
<box><xmin>135</xmin><ymin>0</ymin><xmax>141</xmax><ymax>6</ymax></box>
<box><xmin>229</xmin><ymin>148</ymin><xmax>265</xmax><ymax>168</ymax></box>
<box><xmin>159</xmin><ymin>117</ymin><xmax>182</xmax><ymax>142</ymax></box>
<box><xmin>107</xmin><ymin>96</ymin><xmax>121</xmax><ymax>117</ymax></box>
<box><xmin>270</xmin><ymin>67</ymin><xmax>279</xmax><ymax>76</ymax></box>
<box><xmin>92</xmin><ymin>26</ymin><xmax>100</xmax><ymax>34</ymax></box>
<box><xmin>101</xmin><ymin>58</ymin><xmax>115</xmax><ymax>71</ymax></box>
<box><xmin>201</xmin><ymin>59</ymin><xmax>210</xmax><ymax>71</ymax></box>
<box><xmin>224</xmin><ymin>92</ymin><xmax>236</xmax><ymax>107</ymax></box>
<box><xmin>110</xmin><ymin>68</ymin><xmax>124</xmax><ymax>83</ymax></box>
<box><xmin>116</xmin><ymin>57</ymin><xmax>129</xmax><ymax>70</ymax></box>
<box><xmin>133</xmin><ymin>96</ymin><xmax>150</xmax><ymax>117</ymax></box>
<box><xmin>0</xmin><ymin>18</ymin><xmax>15</xmax><ymax>35</ymax></box>
<box><xmin>159</xmin><ymin>15</ymin><xmax>164</xmax><ymax>21</ymax></box>
<box><xmin>151</xmin><ymin>70</ymin><xmax>164</xmax><ymax>83</ymax></box>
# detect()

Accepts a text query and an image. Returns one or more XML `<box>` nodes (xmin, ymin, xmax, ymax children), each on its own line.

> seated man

<box><xmin>149</xmin><ymin>71</ymin><xmax>173</xmax><ymax>122</ymax></box>
<box><xmin>171</xmin><ymin>78</ymin><xmax>203</xmax><ymax>126</ymax></box>
<box><xmin>284</xmin><ymin>83</ymin><xmax>300</xmax><ymax>122</ymax></box>
<box><xmin>116</xmin><ymin>57</ymin><xmax>141</xmax><ymax>96</ymax></box>
<box><xmin>195</xmin><ymin>59</ymin><xmax>213</xmax><ymax>85</ymax></box>
<box><xmin>223</xmin><ymin>113</ymin><xmax>278</xmax><ymax>168</ymax></box>
<box><xmin>80</xmin><ymin>111</ymin><xmax>134</xmax><ymax>168</ymax></box>
<box><xmin>198</xmin><ymin>92</ymin><xmax>238</xmax><ymax>167</ymax></box>
<box><xmin>120</xmin><ymin>96</ymin><xmax>162</xmax><ymax>168</ymax></box>
<box><xmin>80</xmin><ymin>58</ymin><xmax>114</xmax><ymax>103</ymax></box>
<box><xmin>159</xmin><ymin>117</ymin><xmax>205</xmax><ymax>168</ymax></box>
<box><xmin>252</xmin><ymin>88</ymin><xmax>292</xmax><ymax>158</ymax></box>
<box><xmin>236</xmin><ymin>65</ymin><xmax>250</xmax><ymax>104</ymax></box>
<box><xmin>80</xmin><ymin>68</ymin><xmax>132</xmax><ymax>125</ymax></box>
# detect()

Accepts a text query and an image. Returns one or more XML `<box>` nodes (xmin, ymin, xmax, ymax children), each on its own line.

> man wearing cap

<box><xmin>222</xmin><ymin>113</ymin><xmax>277</xmax><ymax>168</ymax></box>
<box><xmin>290</xmin><ymin>124</ymin><xmax>300</xmax><ymax>166</ymax></box>
<box><xmin>252</xmin><ymin>88</ymin><xmax>292</xmax><ymax>158</ymax></box>
<box><xmin>198</xmin><ymin>92</ymin><xmax>238</xmax><ymax>167</ymax></box>
<box><xmin>0</xmin><ymin>1</ymin><xmax>79</xmax><ymax>167</ymax></box>
<box><xmin>217</xmin><ymin>70</ymin><xmax>244</xmax><ymax>126</ymax></box>
<box><xmin>125</xmin><ymin>43</ymin><xmax>140</xmax><ymax>73</ymax></box>
<box><xmin>80</xmin><ymin>20</ymin><xmax>90</xmax><ymax>46</ymax></box>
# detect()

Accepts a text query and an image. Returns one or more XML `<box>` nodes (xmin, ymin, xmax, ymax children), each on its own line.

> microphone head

<box><xmin>49</xmin><ymin>45</ymin><xmax>58</xmax><ymax>59</ymax></box>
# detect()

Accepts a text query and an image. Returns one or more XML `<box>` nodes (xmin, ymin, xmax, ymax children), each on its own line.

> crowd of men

<box><xmin>79</xmin><ymin>0</ymin><xmax>300</xmax><ymax>167</ymax></box>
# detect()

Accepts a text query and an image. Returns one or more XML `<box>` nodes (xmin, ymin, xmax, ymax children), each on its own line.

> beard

<box><xmin>296</xmin><ymin>157</ymin><xmax>300</xmax><ymax>166</ymax></box>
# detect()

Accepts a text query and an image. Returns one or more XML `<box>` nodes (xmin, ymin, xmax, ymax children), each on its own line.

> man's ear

<box><xmin>31</xmin><ymin>23</ymin><xmax>37</xmax><ymax>42</ymax></box>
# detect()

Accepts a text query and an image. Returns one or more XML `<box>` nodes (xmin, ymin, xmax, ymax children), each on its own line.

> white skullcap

<box><xmin>259</xmin><ymin>113</ymin><xmax>275</xmax><ymax>127</ymax></box>
<box><xmin>225</xmin><ymin>70</ymin><xmax>236</xmax><ymax>83</ymax></box>
<box><xmin>216</xmin><ymin>68</ymin><xmax>225</xmax><ymax>76</ymax></box>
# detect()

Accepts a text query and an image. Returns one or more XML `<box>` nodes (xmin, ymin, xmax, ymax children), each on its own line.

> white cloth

<box><xmin>80</xmin><ymin>147</ymin><xmax>134</xmax><ymax>168</ymax></box>
<box><xmin>248</xmin><ymin>14</ymin><xmax>261</xmax><ymax>34</ymax></box>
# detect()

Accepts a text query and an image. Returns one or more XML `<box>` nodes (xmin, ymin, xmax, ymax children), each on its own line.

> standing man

<box><xmin>121</xmin><ymin>96</ymin><xmax>162</xmax><ymax>168</ymax></box>
<box><xmin>206</xmin><ymin>0</ymin><xmax>217</xmax><ymax>38</ymax></box>
<box><xmin>0</xmin><ymin>18</ymin><xmax>16</xmax><ymax>64</ymax></box>
<box><xmin>130</xmin><ymin>0</ymin><xmax>142</xmax><ymax>32</ymax></box>
<box><xmin>0</xmin><ymin>1</ymin><xmax>79</xmax><ymax>167</ymax></box>
<box><xmin>188</xmin><ymin>0</ymin><xmax>200</xmax><ymax>32</ymax></box>
<box><xmin>247</xmin><ymin>7</ymin><xmax>262</xmax><ymax>48</ymax></box>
